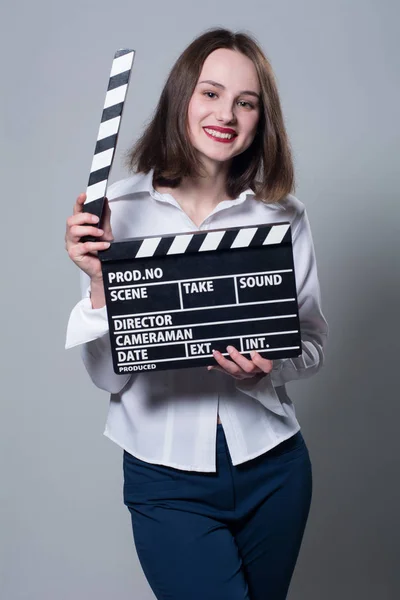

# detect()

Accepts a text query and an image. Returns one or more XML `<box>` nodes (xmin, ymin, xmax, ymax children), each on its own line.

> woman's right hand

<box><xmin>65</xmin><ymin>193</ymin><xmax>114</xmax><ymax>281</ymax></box>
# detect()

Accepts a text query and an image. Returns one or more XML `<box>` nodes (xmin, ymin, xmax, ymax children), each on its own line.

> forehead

<box><xmin>198</xmin><ymin>48</ymin><xmax>260</xmax><ymax>92</ymax></box>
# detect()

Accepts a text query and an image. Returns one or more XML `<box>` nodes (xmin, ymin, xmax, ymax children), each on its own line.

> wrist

<box><xmin>89</xmin><ymin>276</ymin><xmax>106</xmax><ymax>309</ymax></box>
<box><xmin>90</xmin><ymin>274</ymin><xmax>104</xmax><ymax>286</ymax></box>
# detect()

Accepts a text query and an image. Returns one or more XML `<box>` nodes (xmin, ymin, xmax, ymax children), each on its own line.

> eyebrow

<box><xmin>198</xmin><ymin>79</ymin><xmax>260</xmax><ymax>99</ymax></box>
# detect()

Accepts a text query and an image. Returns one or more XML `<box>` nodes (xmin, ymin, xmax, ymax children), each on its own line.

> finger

<box><xmin>207</xmin><ymin>365</ymin><xmax>228</xmax><ymax>375</ymax></box>
<box><xmin>208</xmin><ymin>362</ymin><xmax>263</xmax><ymax>380</ymax></box>
<box><xmin>67</xmin><ymin>212</ymin><xmax>99</xmax><ymax>229</ymax></box>
<box><xmin>212</xmin><ymin>349</ymin><xmax>243</xmax><ymax>377</ymax></box>
<box><xmin>73</xmin><ymin>193</ymin><xmax>87</xmax><ymax>215</ymax></box>
<box><xmin>68</xmin><ymin>225</ymin><xmax>104</xmax><ymax>243</ymax></box>
<box><xmin>250</xmin><ymin>351</ymin><xmax>273</xmax><ymax>374</ymax></box>
<box><xmin>101</xmin><ymin>198</ymin><xmax>114</xmax><ymax>238</ymax></box>
<box><xmin>103</xmin><ymin>196</ymin><xmax>111</xmax><ymax>216</ymax></box>
<box><xmin>100</xmin><ymin>197</ymin><xmax>110</xmax><ymax>222</ymax></box>
<box><xmin>70</xmin><ymin>240</ymin><xmax>111</xmax><ymax>259</ymax></box>
<box><xmin>226</xmin><ymin>345</ymin><xmax>262</xmax><ymax>375</ymax></box>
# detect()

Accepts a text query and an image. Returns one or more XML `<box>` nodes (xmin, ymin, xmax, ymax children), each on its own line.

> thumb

<box><xmin>101</xmin><ymin>197</ymin><xmax>114</xmax><ymax>240</ymax></box>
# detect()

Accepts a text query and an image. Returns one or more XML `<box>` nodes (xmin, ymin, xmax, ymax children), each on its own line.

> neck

<box><xmin>177</xmin><ymin>161</ymin><xmax>232</xmax><ymax>211</ymax></box>
<box><xmin>179</xmin><ymin>178</ymin><xmax>229</xmax><ymax>211</ymax></box>
<box><xmin>153</xmin><ymin>161</ymin><xmax>235</xmax><ymax>227</ymax></box>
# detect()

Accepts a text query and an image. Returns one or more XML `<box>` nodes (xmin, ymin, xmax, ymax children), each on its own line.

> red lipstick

<box><xmin>204</xmin><ymin>126</ymin><xmax>237</xmax><ymax>134</ymax></box>
<box><xmin>203</xmin><ymin>126</ymin><xmax>238</xmax><ymax>143</ymax></box>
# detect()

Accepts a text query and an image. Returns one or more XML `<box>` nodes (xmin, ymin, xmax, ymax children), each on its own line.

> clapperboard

<box><xmin>98</xmin><ymin>224</ymin><xmax>302</xmax><ymax>373</ymax></box>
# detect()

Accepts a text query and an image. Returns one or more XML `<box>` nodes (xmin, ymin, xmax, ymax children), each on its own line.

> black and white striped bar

<box><xmin>99</xmin><ymin>222</ymin><xmax>302</xmax><ymax>373</ymax></box>
<box><xmin>82</xmin><ymin>49</ymin><xmax>135</xmax><ymax>230</ymax></box>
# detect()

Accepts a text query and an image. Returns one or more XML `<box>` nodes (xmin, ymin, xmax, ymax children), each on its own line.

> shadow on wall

<box><xmin>290</xmin><ymin>232</ymin><xmax>399</xmax><ymax>599</ymax></box>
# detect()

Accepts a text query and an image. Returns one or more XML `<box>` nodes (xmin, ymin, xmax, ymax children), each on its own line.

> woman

<box><xmin>65</xmin><ymin>28</ymin><xmax>328</xmax><ymax>600</ymax></box>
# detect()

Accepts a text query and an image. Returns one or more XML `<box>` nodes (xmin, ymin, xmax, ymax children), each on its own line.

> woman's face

<box><xmin>187</xmin><ymin>48</ymin><xmax>261</xmax><ymax>172</ymax></box>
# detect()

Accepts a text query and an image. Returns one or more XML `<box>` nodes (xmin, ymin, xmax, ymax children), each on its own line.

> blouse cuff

<box><xmin>235</xmin><ymin>373</ymin><xmax>287</xmax><ymax>417</ymax></box>
<box><xmin>65</xmin><ymin>297</ymin><xmax>109</xmax><ymax>349</ymax></box>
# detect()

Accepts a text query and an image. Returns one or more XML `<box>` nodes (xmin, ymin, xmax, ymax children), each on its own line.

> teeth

<box><xmin>204</xmin><ymin>128</ymin><xmax>235</xmax><ymax>139</ymax></box>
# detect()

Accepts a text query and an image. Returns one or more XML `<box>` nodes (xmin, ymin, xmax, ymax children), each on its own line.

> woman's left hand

<box><xmin>208</xmin><ymin>346</ymin><xmax>273</xmax><ymax>380</ymax></box>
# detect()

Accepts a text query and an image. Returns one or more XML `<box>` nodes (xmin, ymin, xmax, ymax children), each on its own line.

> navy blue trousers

<box><xmin>123</xmin><ymin>424</ymin><xmax>312</xmax><ymax>600</ymax></box>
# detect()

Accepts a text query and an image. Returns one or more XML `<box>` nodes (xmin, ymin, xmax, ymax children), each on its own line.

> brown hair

<box><xmin>125</xmin><ymin>28</ymin><xmax>295</xmax><ymax>203</ymax></box>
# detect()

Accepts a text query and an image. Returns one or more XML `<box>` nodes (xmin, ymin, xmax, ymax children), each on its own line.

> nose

<box><xmin>215</xmin><ymin>100</ymin><xmax>236</xmax><ymax>124</ymax></box>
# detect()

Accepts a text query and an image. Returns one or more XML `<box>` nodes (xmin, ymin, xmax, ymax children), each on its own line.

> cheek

<box><xmin>187</xmin><ymin>102</ymin><xmax>200</xmax><ymax>139</ymax></box>
<box><xmin>186</xmin><ymin>104</ymin><xmax>196</xmax><ymax>145</ymax></box>
<box><xmin>244</xmin><ymin>114</ymin><xmax>260</xmax><ymax>139</ymax></box>
<box><xmin>188</xmin><ymin>97</ymin><xmax>209</xmax><ymax>128</ymax></box>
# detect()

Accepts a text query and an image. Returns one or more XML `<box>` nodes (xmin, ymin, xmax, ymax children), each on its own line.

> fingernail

<box><xmin>92</xmin><ymin>215</ymin><xmax>99</xmax><ymax>222</ymax></box>
<box><xmin>226</xmin><ymin>345</ymin><xmax>234</xmax><ymax>353</ymax></box>
<box><xmin>104</xmin><ymin>242</ymin><xmax>111</xmax><ymax>247</ymax></box>
<box><xmin>250</xmin><ymin>351</ymin><xmax>256</xmax><ymax>358</ymax></box>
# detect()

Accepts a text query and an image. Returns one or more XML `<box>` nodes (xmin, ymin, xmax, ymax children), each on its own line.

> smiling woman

<box><xmin>65</xmin><ymin>26</ymin><xmax>328</xmax><ymax>600</ymax></box>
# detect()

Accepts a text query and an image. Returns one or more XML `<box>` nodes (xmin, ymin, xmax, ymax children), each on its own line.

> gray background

<box><xmin>1</xmin><ymin>0</ymin><xmax>399</xmax><ymax>598</ymax></box>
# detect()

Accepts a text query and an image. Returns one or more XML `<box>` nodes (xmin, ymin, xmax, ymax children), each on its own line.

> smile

<box><xmin>203</xmin><ymin>127</ymin><xmax>237</xmax><ymax>143</ymax></box>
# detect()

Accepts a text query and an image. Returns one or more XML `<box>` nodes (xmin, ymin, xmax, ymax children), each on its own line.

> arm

<box><xmin>65</xmin><ymin>269</ymin><xmax>132</xmax><ymax>394</ymax></box>
<box><xmin>65</xmin><ymin>183</ymin><xmax>135</xmax><ymax>394</ymax></box>
<box><xmin>235</xmin><ymin>207</ymin><xmax>328</xmax><ymax>396</ymax></box>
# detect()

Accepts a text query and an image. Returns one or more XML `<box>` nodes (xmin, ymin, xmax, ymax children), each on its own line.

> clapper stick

<box><xmin>81</xmin><ymin>48</ymin><xmax>135</xmax><ymax>242</ymax></box>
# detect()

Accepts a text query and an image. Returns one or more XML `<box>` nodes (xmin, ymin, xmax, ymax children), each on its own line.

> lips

<box><xmin>203</xmin><ymin>126</ymin><xmax>238</xmax><ymax>144</ymax></box>
<box><xmin>204</xmin><ymin>126</ymin><xmax>237</xmax><ymax>135</ymax></box>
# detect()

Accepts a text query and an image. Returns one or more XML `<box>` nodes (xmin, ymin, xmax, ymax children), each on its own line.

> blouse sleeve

<box><xmin>65</xmin><ymin>187</ymin><xmax>133</xmax><ymax>394</ymax></box>
<box><xmin>235</xmin><ymin>207</ymin><xmax>328</xmax><ymax>398</ymax></box>
<box><xmin>65</xmin><ymin>270</ymin><xmax>131</xmax><ymax>393</ymax></box>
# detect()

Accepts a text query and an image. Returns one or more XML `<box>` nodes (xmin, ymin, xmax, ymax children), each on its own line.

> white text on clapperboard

<box><xmin>107</xmin><ymin>267</ymin><xmax>286</xmax><ymax>370</ymax></box>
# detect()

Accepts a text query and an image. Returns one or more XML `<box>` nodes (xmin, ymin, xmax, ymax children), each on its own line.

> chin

<box><xmin>197</xmin><ymin>146</ymin><xmax>236</xmax><ymax>161</ymax></box>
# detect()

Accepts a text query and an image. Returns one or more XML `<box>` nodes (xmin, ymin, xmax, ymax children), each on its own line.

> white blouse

<box><xmin>65</xmin><ymin>170</ymin><xmax>328</xmax><ymax>472</ymax></box>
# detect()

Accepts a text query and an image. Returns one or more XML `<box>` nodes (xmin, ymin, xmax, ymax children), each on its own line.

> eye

<box><xmin>203</xmin><ymin>91</ymin><xmax>218</xmax><ymax>99</ymax></box>
<box><xmin>238</xmin><ymin>100</ymin><xmax>255</xmax><ymax>109</ymax></box>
